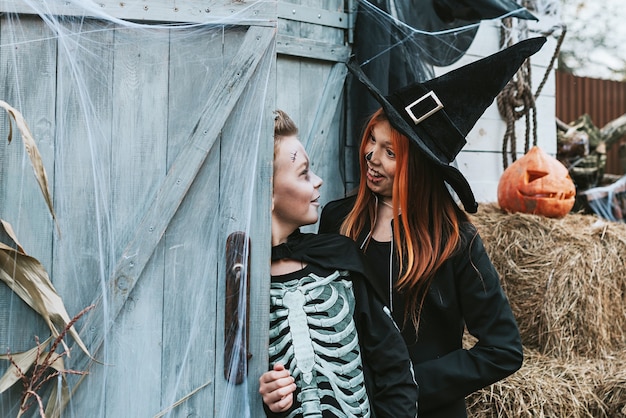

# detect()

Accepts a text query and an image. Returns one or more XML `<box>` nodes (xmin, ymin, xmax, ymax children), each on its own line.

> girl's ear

<box><xmin>271</xmin><ymin>194</ymin><xmax>275</xmax><ymax>212</ymax></box>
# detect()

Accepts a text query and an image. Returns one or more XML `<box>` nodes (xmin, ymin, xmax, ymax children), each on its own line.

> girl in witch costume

<box><xmin>318</xmin><ymin>37</ymin><xmax>547</xmax><ymax>418</ymax></box>
<box><xmin>259</xmin><ymin>110</ymin><xmax>417</xmax><ymax>418</ymax></box>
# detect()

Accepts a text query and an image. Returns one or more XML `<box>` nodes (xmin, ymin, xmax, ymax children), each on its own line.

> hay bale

<box><xmin>464</xmin><ymin>205</ymin><xmax>626</xmax><ymax>416</ymax></box>
<box><xmin>595</xmin><ymin>356</ymin><xmax>626</xmax><ymax>417</ymax></box>
<box><xmin>470</xmin><ymin>203</ymin><xmax>626</xmax><ymax>358</ymax></box>
<box><xmin>467</xmin><ymin>348</ymin><xmax>626</xmax><ymax>418</ymax></box>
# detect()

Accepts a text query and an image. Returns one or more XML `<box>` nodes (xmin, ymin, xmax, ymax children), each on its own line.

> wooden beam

<box><xmin>277</xmin><ymin>2</ymin><xmax>349</xmax><ymax>29</ymax></box>
<box><xmin>69</xmin><ymin>25</ymin><xmax>275</xmax><ymax>380</ymax></box>
<box><xmin>276</xmin><ymin>34</ymin><xmax>350</xmax><ymax>62</ymax></box>
<box><xmin>0</xmin><ymin>0</ymin><xmax>275</xmax><ymax>26</ymax></box>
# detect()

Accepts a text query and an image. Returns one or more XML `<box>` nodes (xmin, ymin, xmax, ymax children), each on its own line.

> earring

<box><xmin>365</xmin><ymin>151</ymin><xmax>373</xmax><ymax>161</ymax></box>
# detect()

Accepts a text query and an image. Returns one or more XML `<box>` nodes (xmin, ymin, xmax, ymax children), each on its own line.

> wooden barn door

<box><xmin>275</xmin><ymin>0</ymin><xmax>353</xmax><ymax>225</ymax></box>
<box><xmin>0</xmin><ymin>3</ymin><xmax>274</xmax><ymax>417</ymax></box>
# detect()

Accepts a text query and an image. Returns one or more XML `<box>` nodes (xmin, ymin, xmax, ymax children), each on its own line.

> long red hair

<box><xmin>340</xmin><ymin>109</ymin><xmax>468</xmax><ymax>329</ymax></box>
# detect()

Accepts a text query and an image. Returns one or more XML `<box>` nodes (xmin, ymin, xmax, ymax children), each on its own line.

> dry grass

<box><xmin>464</xmin><ymin>204</ymin><xmax>626</xmax><ymax>416</ymax></box>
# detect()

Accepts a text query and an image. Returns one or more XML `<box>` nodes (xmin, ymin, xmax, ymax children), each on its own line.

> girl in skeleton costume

<box><xmin>317</xmin><ymin>38</ymin><xmax>546</xmax><ymax>418</ymax></box>
<box><xmin>259</xmin><ymin>110</ymin><xmax>417</xmax><ymax>418</ymax></box>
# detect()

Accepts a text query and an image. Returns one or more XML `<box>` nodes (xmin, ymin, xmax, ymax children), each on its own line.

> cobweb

<box><xmin>0</xmin><ymin>0</ymin><xmax>561</xmax><ymax>417</ymax></box>
<box><xmin>0</xmin><ymin>1</ymin><xmax>272</xmax><ymax>417</ymax></box>
<box><xmin>346</xmin><ymin>0</ymin><xmax>560</xmax><ymax>142</ymax></box>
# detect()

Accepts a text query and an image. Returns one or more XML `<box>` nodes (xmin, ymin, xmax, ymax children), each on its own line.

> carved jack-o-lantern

<box><xmin>498</xmin><ymin>146</ymin><xmax>576</xmax><ymax>218</ymax></box>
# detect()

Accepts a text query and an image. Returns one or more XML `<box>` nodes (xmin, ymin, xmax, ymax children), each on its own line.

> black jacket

<box><xmin>319</xmin><ymin>196</ymin><xmax>523</xmax><ymax>418</ymax></box>
<box><xmin>266</xmin><ymin>230</ymin><xmax>418</xmax><ymax>418</ymax></box>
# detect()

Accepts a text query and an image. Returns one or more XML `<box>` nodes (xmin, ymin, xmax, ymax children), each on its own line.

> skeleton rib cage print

<box><xmin>269</xmin><ymin>269</ymin><xmax>371</xmax><ymax>418</ymax></box>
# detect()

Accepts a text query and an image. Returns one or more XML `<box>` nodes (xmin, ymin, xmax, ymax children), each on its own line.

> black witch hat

<box><xmin>346</xmin><ymin>36</ymin><xmax>546</xmax><ymax>213</ymax></box>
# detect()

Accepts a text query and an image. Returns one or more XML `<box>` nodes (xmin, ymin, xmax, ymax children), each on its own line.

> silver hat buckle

<box><xmin>405</xmin><ymin>91</ymin><xmax>444</xmax><ymax>125</ymax></box>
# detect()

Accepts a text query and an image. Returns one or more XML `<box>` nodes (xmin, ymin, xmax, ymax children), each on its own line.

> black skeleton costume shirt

<box><xmin>265</xmin><ymin>230</ymin><xmax>417</xmax><ymax>418</ymax></box>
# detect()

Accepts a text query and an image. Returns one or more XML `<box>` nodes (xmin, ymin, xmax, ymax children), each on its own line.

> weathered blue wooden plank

<box><xmin>47</xmin><ymin>18</ymin><xmax>116</xmax><ymax>416</ymax></box>
<box><xmin>158</xmin><ymin>26</ymin><xmax>244</xmax><ymax>416</ymax></box>
<box><xmin>277</xmin><ymin>0</ymin><xmax>350</xmax><ymax>221</ymax></box>
<box><xmin>0</xmin><ymin>15</ymin><xmax>57</xmax><ymax>418</ymax></box>
<box><xmin>214</xmin><ymin>34</ymin><xmax>275</xmax><ymax>416</ymax></box>
<box><xmin>104</xmin><ymin>25</ymin><xmax>171</xmax><ymax>416</ymax></box>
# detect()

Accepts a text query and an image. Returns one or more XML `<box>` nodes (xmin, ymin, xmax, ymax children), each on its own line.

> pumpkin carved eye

<box><xmin>527</xmin><ymin>170</ymin><xmax>547</xmax><ymax>183</ymax></box>
<box><xmin>498</xmin><ymin>146</ymin><xmax>576</xmax><ymax>218</ymax></box>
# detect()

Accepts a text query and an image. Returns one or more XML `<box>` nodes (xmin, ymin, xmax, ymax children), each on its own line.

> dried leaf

<box><xmin>0</xmin><ymin>100</ymin><xmax>59</xmax><ymax>234</ymax></box>
<box><xmin>0</xmin><ymin>218</ymin><xmax>25</xmax><ymax>253</ymax></box>
<box><xmin>0</xmin><ymin>220</ymin><xmax>90</xmax><ymax>358</ymax></box>
<box><xmin>0</xmin><ymin>337</ymin><xmax>53</xmax><ymax>393</ymax></box>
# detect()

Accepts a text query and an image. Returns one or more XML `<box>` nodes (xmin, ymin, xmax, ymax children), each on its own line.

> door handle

<box><xmin>224</xmin><ymin>231</ymin><xmax>251</xmax><ymax>384</ymax></box>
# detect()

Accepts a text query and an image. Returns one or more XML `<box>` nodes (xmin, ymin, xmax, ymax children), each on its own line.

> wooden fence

<box><xmin>556</xmin><ymin>71</ymin><xmax>626</xmax><ymax>174</ymax></box>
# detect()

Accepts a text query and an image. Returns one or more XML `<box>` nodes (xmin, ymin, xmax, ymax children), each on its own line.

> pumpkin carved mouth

<box><xmin>518</xmin><ymin>191</ymin><xmax>576</xmax><ymax>200</ymax></box>
<box><xmin>519</xmin><ymin>191</ymin><xmax>573</xmax><ymax>198</ymax></box>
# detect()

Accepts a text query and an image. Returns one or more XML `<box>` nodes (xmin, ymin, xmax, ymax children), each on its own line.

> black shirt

<box><xmin>319</xmin><ymin>196</ymin><xmax>523</xmax><ymax>418</ymax></box>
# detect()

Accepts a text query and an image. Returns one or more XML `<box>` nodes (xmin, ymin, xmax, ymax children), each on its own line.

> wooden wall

<box><xmin>276</xmin><ymin>0</ymin><xmax>352</xmax><ymax>228</ymax></box>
